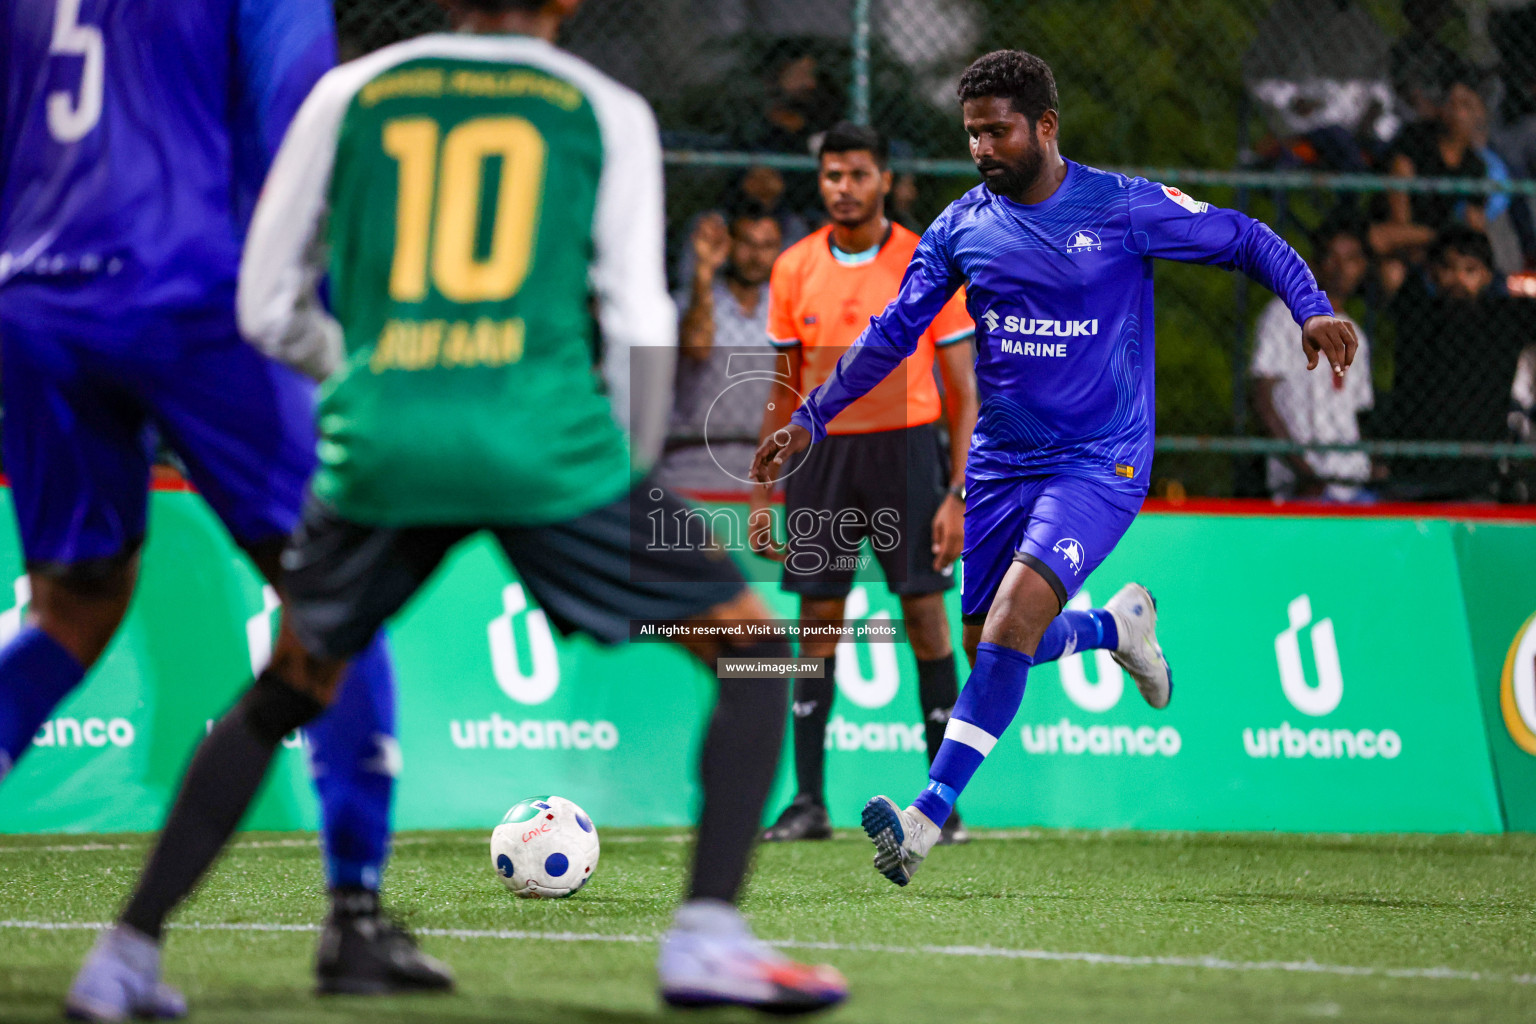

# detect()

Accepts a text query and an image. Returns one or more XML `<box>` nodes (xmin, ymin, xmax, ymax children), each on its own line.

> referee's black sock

<box><xmin>917</xmin><ymin>654</ymin><xmax>960</xmax><ymax>765</ymax></box>
<box><xmin>121</xmin><ymin>671</ymin><xmax>323</xmax><ymax>940</ymax></box>
<box><xmin>689</xmin><ymin>640</ymin><xmax>790</xmax><ymax>904</ymax></box>
<box><xmin>790</xmin><ymin>658</ymin><xmax>835</xmax><ymax>805</ymax></box>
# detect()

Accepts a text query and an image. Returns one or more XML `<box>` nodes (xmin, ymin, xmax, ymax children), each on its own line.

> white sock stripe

<box><xmin>944</xmin><ymin>718</ymin><xmax>998</xmax><ymax>756</ymax></box>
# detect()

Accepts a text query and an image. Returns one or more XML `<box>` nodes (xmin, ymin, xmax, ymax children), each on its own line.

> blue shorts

<box><xmin>0</xmin><ymin>320</ymin><xmax>317</xmax><ymax>571</ymax></box>
<box><xmin>960</xmin><ymin>473</ymin><xmax>1144</xmax><ymax>623</ymax></box>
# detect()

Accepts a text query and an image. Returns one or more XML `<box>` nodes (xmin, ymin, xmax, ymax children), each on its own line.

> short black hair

<box><xmin>1432</xmin><ymin>224</ymin><xmax>1494</xmax><ymax>271</ymax></box>
<box><xmin>817</xmin><ymin>121</ymin><xmax>889</xmax><ymax>169</ymax></box>
<box><xmin>957</xmin><ymin>50</ymin><xmax>1058</xmax><ymax>123</ymax></box>
<box><xmin>1311</xmin><ymin>216</ymin><xmax>1368</xmax><ymax>260</ymax></box>
<box><xmin>1437</xmin><ymin>54</ymin><xmax>1482</xmax><ymax>98</ymax></box>
<box><xmin>726</xmin><ymin>198</ymin><xmax>779</xmax><ymax>236</ymax></box>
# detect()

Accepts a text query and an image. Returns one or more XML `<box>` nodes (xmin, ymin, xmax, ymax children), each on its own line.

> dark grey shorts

<box><xmin>281</xmin><ymin>482</ymin><xmax>747</xmax><ymax>660</ymax></box>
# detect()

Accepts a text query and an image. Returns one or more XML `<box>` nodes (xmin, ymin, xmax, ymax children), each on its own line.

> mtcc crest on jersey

<box><xmin>1064</xmin><ymin>229</ymin><xmax>1102</xmax><ymax>253</ymax></box>
<box><xmin>1052</xmin><ymin>537</ymin><xmax>1086</xmax><ymax>575</ymax></box>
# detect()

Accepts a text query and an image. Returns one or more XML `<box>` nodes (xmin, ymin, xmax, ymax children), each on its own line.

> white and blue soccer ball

<box><xmin>490</xmin><ymin>795</ymin><xmax>600</xmax><ymax>898</ymax></box>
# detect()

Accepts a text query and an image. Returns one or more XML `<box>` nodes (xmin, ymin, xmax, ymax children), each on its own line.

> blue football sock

<box><xmin>308</xmin><ymin>633</ymin><xmax>397</xmax><ymax>891</ymax></box>
<box><xmin>912</xmin><ymin>642</ymin><xmax>1032</xmax><ymax>827</ymax></box>
<box><xmin>1031</xmin><ymin>608</ymin><xmax>1119</xmax><ymax>665</ymax></box>
<box><xmin>0</xmin><ymin>627</ymin><xmax>86</xmax><ymax>778</ymax></box>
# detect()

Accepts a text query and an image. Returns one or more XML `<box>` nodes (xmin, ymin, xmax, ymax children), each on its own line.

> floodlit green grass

<box><xmin>2</xmin><ymin>828</ymin><xmax>1536</xmax><ymax>1022</ymax></box>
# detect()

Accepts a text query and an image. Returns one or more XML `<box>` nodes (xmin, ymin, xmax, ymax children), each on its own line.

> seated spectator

<box><xmin>732</xmin><ymin>49</ymin><xmax>842</xmax><ymax>156</ymax></box>
<box><xmin>1508</xmin><ymin>342</ymin><xmax>1536</xmax><ymax>502</ymax></box>
<box><xmin>674</xmin><ymin>165</ymin><xmax>809</xmax><ymax>284</ymax></box>
<box><xmin>1381</xmin><ymin>226</ymin><xmax>1536</xmax><ymax>499</ymax></box>
<box><xmin>1250</xmin><ymin>221</ymin><xmax>1375</xmax><ymax>502</ymax></box>
<box><xmin>1243</xmin><ymin>0</ymin><xmax>1395</xmax><ymax>171</ymax></box>
<box><xmin>730</xmin><ymin>46</ymin><xmax>843</xmax><ymax>216</ymax></box>
<box><xmin>1485</xmin><ymin>4</ymin><xmax>1536</xmax><ymax>268</ymax></box>
<box><xmin>655</xmin><ymin>204</ymin><xmax>784</xmax><ymax>496</ymax></box>
<box><xmin>1458</xmin><ymin>79</ymin><xmax>1528</xmax><ymax>274</ymax></box>
<box><xmin>1371</xmin><ymin>63</ymin><xmax>1488</xmax><ymax>275</ymax></box>
<box><xmin>1389</xmin><ymin>0</ymin><xmax>1466</xmax><ymax>125</ymax></box>
<box><xmin>1513</xmin><ymin>344</ymin><xmax>1536</xmax><ymax>445</ymax></box>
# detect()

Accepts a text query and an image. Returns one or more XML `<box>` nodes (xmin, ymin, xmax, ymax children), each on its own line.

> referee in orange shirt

<box><xmin>753</xmin><ymin>123</ymin><xmax>978</xmax><ymax>844</ymax></box>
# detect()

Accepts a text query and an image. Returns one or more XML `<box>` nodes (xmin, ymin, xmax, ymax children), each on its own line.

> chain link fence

<box><xmin>336</xmin><ymin>0</ymin><xmax>1536</xmax><ymax>503</ymax></box>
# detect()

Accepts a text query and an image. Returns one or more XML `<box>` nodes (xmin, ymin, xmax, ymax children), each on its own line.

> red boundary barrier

<box><xmin>2</xmin><ymin>473</ymin><xmax>1529</xmax><ymax>523</ymax></box>
<box><xmin>676</xmin><ymin>489</ymin><xmax>1536</xmax><ymax>523</ymax></box>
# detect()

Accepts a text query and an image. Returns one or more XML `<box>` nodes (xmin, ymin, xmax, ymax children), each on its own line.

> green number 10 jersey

<box><xmin>238</xmin><ymin>34</ymin><xmax>676</xmax><ymax>526</ymax></box>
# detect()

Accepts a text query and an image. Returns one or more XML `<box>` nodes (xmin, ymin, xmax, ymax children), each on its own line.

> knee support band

<box><xmin>239</xmin><ymin>670</ymin><xmax>325</xmax><ymax>747</ymax></box>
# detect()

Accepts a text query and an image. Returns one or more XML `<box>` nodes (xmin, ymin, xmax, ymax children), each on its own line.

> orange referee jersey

<box><xmin>767</xmin><ymin>222</ymin><xmax>973</xmax><ymax>435</ymax></box>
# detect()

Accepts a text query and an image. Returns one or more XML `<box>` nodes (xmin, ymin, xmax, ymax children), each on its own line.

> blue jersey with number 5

<box><xmin>0</xmin><ymin>0</ymin><xmax>334</xmax><ymax>340</ymax></box>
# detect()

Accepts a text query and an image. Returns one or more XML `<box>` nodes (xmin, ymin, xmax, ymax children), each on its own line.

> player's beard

<box><xmin>977</xmin><ymin>136</ymin><xmax>1044</xmax><ymax>199</ymax></box>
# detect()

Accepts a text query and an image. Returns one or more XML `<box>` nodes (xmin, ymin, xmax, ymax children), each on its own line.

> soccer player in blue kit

<box><xmin>753</xmin><ymin>50</ymin><xmax>1359</xmax><ymax>886</ymax></box>
<box><xmin>0</xmin><ymin>0</ymin><xmax>451</xmax><ymax>1013</ymax></box>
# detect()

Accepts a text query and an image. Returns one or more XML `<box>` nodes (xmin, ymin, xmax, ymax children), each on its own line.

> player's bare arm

<box><xmin>750</xmin><ymin>422</ymin><xmax>811</xmax><ymax>484</ymax></box>
<box><xmin>748</xmin><ymin>347</ymin><xmax>803</xmax><ymax>557</ymax></box>
<box><xmin>678</xmin><ymin>214</ymin><xmax>729</xmax><ymax>361</ymax></box>
<box><xmin>931</xmin><ymin>339</ymin><xmax>977</xmax><ymax>571</ymax></box>
<box><xmin>1301</xmin><ymin>314</ymin><xmax>1359</xmax><ymax>375</ymax></box>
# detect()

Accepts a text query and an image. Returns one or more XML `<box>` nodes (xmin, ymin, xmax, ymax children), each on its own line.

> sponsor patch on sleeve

<box><xmin>1161</xmin><ymin>185</ymin><xmax>1208</xmax><ymax>214</ymax></box>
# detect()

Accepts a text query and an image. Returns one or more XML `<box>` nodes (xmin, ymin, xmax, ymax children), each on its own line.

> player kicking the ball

<box><xmin>66</xmin><ymin>0</ymin><xmax>845</xmax><ymax>1015</ymax></box>
<box><xmin>753</xmin><ymin>50</ymin><xmax>1357</xmax><ymax>887</ymax></box>
<box><xmin>755</xmin><ymin>123</ymin><xmax>978</xmax><ymax>846</ymax></box>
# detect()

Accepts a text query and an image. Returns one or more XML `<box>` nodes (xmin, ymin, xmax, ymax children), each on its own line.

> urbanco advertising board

<box><xmin>0</xmin><ymin>494</ymin><xmax>1513</xmax><ymax>834</ymax></box>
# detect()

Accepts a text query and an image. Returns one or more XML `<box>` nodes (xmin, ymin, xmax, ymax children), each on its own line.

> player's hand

<box><xmin>692</xmin><ymin>213</ymin><xmax>731</xmax><ymax>277</ymax></box>
<box><xmin>748</xmin><ymin>485</ymin><xmax>787</xmax><ymax>562</ymax></box>
<box><xmin>930</xmin><ymin>492</ymin><xmax>964</xmax><ymax>572</ymax></box>
<box><xmin>1301</xmin><ymin>314</ymin><xmax>1358</xmax><ymax>377</ymax></box>
<box><xmin>751</xmin><ymin>424</ymin><xmax>812</xmax><ymax>483</ymax></box>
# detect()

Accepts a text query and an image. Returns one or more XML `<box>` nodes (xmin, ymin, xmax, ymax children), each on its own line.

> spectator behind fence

<box><xmin>1486</xmin><ymin>3</ymin><xmax>1536</xmax><ymax>269</ymax></box>
<box><xmin>1510</xmin><ymin>342</ymin><xmax>1536</xmax><ymax>501</ymax></box>
<box><xmin>674</xmin><ymin>165</ymin><xmax>809</xmax><ymax>285</ymax></box>
<box><xmin>1514</xmin><ymin>344</ymin><xmax>1536</xmax><ymax>445</ymax></box>
<box><xmin>1371</xmin><ymin>62</ymin><xmax>1487</xmax><ymax>275</ymax></box>
<box><xmin>1382</xmin><ymin>225</ymin><xmax>1535</xmax><ymax>499</ymax></box>
<box><xmin>1244</xmin><ymin>0</ymin><xmax>1395</xmax><ymax>171</ymax></box>
<box><xmin>655</xmin><ymin>205</ymin><xmax>784</xmax><ymax>496</ymax></box>
<box><xmin>730</xmin><ymin>46</ymin><xmax>844</xmax><ymax>216</ymax></box>
<box><xmin>1251</xmin><ymin>222</ymin><xmax>1375</xmax><ymax>502</ymax></box>
<box><xmin>732</xmin><ymin>49</ymin><xmax>843</xmax><ymax>156</ymax></box>
<box><xmin>1389</xmin><ymin>0</ymin><xmax>1467</xmax><ymax>125</ymax></box>
<box><xmin>1468</xmin><ymin>87</ymin><xmax>1528</xmax><ymax>275</ymax></box>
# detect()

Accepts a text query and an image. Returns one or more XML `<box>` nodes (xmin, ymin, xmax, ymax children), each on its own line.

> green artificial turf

<box><xmin>2</xmin><ymin>828</ymin><xmax>1535</xmax><ymax>1022</ymax></box>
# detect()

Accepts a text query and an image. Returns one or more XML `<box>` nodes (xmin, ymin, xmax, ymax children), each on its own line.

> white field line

<box><xmin>0</xmin><ymin>833</ymin><xmax>697</xmax><ymax>854</ymax></box>
<box><xmin>0</xmin><ymin>919</ymin><xmax>1528</xmax><ymax>986</ymax></box>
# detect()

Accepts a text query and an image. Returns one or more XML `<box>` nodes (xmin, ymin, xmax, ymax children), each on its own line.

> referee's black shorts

<box><xmin>780</xmin><ymin>421</ymin><xmax>954</xmax><ymax>599</ymax></box>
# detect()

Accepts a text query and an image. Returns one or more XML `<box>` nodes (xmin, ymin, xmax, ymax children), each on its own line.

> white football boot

<box><xmin>658</xmin><ymin>900</ymin><xmax>847</xmax><ymax>1013</ymax></box>
<box><xmin>860</xmin><ymin>796</ymin><xmax>941</xmax><ymax>887</ymax></box>
<box><xmin>1105</xmin><ymin>582</ymin><xmax>1173</xmax><ymax>710</ymax></box>
<box><xmin>65</xmin><ymin>924</ymin><xmax>186</xmax><ymax>1021</ymax></box>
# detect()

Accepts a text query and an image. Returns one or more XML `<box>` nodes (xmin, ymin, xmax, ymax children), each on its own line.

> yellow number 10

<box><xmin>382</xmin><ymin>116</ymin><xmax>547</xmax><ymax>303</ymax></box>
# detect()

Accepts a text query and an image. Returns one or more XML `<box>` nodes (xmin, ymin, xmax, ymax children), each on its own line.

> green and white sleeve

<box><xmin>581</xmin><ymin>79</ymin><xmax>676</xmax><ymax>470</ymax></box>
<box><xmin>237</xmin><ymin>51</ymin><xmax>399</xmax><ymax>380</ymax></box>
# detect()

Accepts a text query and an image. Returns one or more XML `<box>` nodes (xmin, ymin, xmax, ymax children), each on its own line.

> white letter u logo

<box><xmin>1275</xmin><ymin>594</ymin><xmax>1342</xmax><ymax>717</ymax></box>
<box><xmin>1057</xmin><ymin>590</ymin><xmax>1124</xmax><ymax>712</ymax></box>
<box><xmin>489</xmin><ymin>583</ymin><xmax>560</xmax><ymax>705</ymax></box>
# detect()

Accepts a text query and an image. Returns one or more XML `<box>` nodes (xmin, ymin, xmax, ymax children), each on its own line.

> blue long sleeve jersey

<box><xmin>0</xmin><ymin>0</ymin><xmax>335</xmax><ymax>340</ymax></box>
<box><xmin>789</xmin><ymin>161</ymin><xmax>1333</xmax><ymax>493</ymax></box>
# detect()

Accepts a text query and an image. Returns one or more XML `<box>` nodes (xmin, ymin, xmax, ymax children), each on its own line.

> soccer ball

<box><xmin>490</xmin><ymin>795</ymin><xmax>600</xmax><ymax>898</ymax></box>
